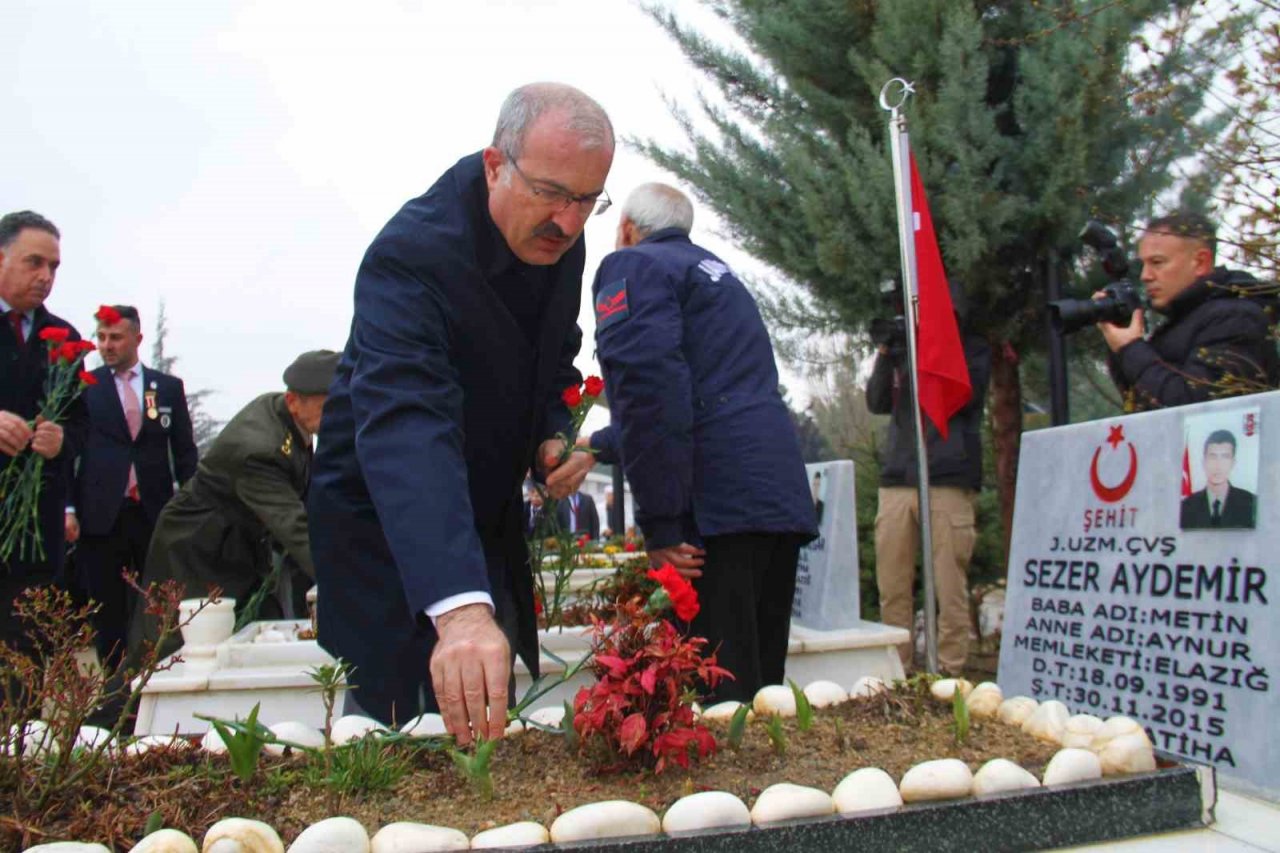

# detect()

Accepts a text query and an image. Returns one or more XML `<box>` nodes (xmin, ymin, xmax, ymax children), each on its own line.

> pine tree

<box><xmin>151</xmin><ymin>301</ymin><xmax>223</xmax><ymax>453</ymax></box>
<box><xmin>640</xmin><ymin>0</ymin><xmax>1249</xmax><ymax>543</ymax></box>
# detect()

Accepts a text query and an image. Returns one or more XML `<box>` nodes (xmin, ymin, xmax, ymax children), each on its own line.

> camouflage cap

<box><xmin>283</xmin><ymin>349</ymin><xmax>340</xmax><ymax>395</ymax></box>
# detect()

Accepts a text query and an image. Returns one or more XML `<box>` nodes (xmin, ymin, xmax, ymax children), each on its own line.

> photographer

<box><xmin>1099</xmin><ymin>212</ymin><xmax>1278</xmax><ymax>411</ymax></box>
<box><xmin>866</xmin><ymin>287</ymin><xmax>990</xmax><ymax>675</ymax></box>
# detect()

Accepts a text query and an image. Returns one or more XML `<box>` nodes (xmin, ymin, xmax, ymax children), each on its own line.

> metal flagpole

<box><xmin>880</xmin><ymin>78</ymin><xmax>939</xmax><ymax>674</ymax></box>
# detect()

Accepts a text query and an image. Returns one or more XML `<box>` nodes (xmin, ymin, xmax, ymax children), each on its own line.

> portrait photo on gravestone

<box><xmin>1179</xmin><ymin>407</ymin><xmax>1260</xmax><ymax>531</ymax></box>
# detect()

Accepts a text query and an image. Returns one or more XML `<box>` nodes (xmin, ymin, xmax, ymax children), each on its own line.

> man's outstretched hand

<box><xmin>430</xmin><ymin>603</ymin><xmax>510</xmax><ymax>746</ymax></box>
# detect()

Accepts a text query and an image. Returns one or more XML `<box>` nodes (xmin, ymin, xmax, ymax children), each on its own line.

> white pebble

<box><xmin>1060</xmin><ymin>714</ymin><xmax>1104</xmax><ymax>749</ymax></box>
<box><xmin>550</xmin><ymin>801</ymin><xmax>661</xmax><ymax>843</ymax></box>
<box><xmin>8</xmin><ymin>720</ymin><xmax>56</xmax><ymax>758</ymax></box>
<box><xmin>369</xmin><ymin>823</ymin><xmax>466</xmax><ymax>852</ymax></box>
<box><xmin>1098</xmin><ymin>733</ymin><xmax>1156</xmax><ymax>776</ymax></box>
<box><xmin>23</xmin><ymin>844</ymin><xmax>111</xmax><ymax>853</ymax></box>
<box><xmin>468</xmin><ymin>822</ymin><xmax>549</xmax><ymax>849</ymax></box>
<box><xmin>1042</xmin><ymin>748</ymin><xmax>1102</xmax><ymax>786</ymax></box>
<box><xmin>503</xmin><ymin>719</ymin><xmax>525</xmax><ymax>735</ymax></box>
<box><xmin>996</xmin><ymin>696</ymin><xmax>1038</xmax><ymax>726</ymax></box>
<box><xmin>128</xmin><ymin>828</ymin><xmax>198</xmax><ymax>852</ymax></box>
<box><xmin>1089</xmin><ymin>716</ymin><xmax>1148</xmax><ymax>752</ymax></box>
<box><xmin>699</xmin><ymin>701</ymin><xmax>753</xmax><ymax>722</ymax></box>
<box><xmin>972</xmin><ymin>759</ymin><xmax>1041</xmax><ymax>796</ymax></box>
<box><xmin>752</xmin><ymin>685</ymin><xmax>797</xmax><ymax>718</ymax></box>
<box><xmin>253</xmin><ymin>629</ymin><xmax>288</xmax><ymax>644</ymax></box>
<box><xmin>930</xmin><ymin>678</ymin><xmax>973</xmax><ymax>702</ymax></box>
<box><xmin>286</xmin><ymin>817</ymin><xmax>368</xmax><ymax>853</ymax></box>
<box><xmin>525</xmin><ymin>706</ymin><xmax>566</xmax><ymax>728</ymax></box>
<box><xmin>266</xmin><ymin>722</ymin><xmax>325</xmax><ymax>756</ymax></box>
<box><xmin>127</xmin><ymin>734</ymin><xmax>191</xmax><ymax>756</ymax></box>
<box><xmin>663</xmin><ymin>791</ymin><xmax>751</xmax><ymax>833</ymax></box>
<box><xmin>802</xmin><ymin>680</ymin><xmax>848</xmax><ymax>708</ymax></box>
<box><xmin>966</xmin><ymin>684</ymin><xmax>1004</xmax><ymax>719</ymax></box>
<box><xmin>850</xmin><ymin>677</ymin><xmax>887</xmax><ymax>699</ymax></box>
<box><xmin>398</xmin><ymin>713</ymin><xmax>448</xmax><ymax>738</ymax></box>
<box><xmin>1021</xmin><ymin>700</ymin><xmax>1070</xmax><ymax>744</ymax></box>
<box><xmin>899</xmin><ymin>759</ymin><xmax>973</xmax><ymax>802</ymax></box>
<box><xmin>750</xmin><ymin>783</ymin><xmax>834</xmax><ymax>824</ymax></box>
<box><xmin>201</xmin><ymin>727</ymin><xmax>228</xmax><ymax>755</ymax></box>
<box><xmin>831</xmin><ymin>768</ymin><xmax>903</xmax><ymax>814</ymax></box>
<box><xmin>202</xmin><ymin>817</ymin><xmax>284</xmax><ymax>853</ymax></box>
<box><xmin>329</xmin><ymin>715</ymin><xmax>386</xmax><ymax>744</ymax></box>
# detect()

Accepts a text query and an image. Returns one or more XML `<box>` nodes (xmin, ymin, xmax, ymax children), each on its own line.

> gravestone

<box><xmin>792</xmin><ymin>460</ymin><xmax>861</xmax><ymax>630</ymax></box>
<box><xmin>998</xmin><ymin>391</ymin><xmax>1278</xmax><ymax>802</ymax></box>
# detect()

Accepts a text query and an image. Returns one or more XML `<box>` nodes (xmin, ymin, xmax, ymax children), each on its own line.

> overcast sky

<box><xmin>3</xmin><ymin>0</ymin><xmax>808</xmax><ymax>431</ymax></box>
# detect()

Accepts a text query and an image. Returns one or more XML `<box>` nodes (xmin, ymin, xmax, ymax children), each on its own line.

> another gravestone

<box><xmin>792</xmin><ymin>460</ymin><xmax>861</xmax><ymax>630</ymax></box>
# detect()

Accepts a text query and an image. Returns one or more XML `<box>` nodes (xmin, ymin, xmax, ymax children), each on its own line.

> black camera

<box><xmin>870</xmin><ymin>279</ymin><xmax>907</xmax><ymax>354</ymax></box>
<box><xmin>1048</xmin><ymin>220</ymin><xmax>1143</xmax><ymax>334</ymax></box>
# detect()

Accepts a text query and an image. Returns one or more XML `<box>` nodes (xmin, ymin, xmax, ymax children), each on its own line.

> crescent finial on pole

<box><xmin>879</xmin><ymin>78</ymin><xmax>916</xmax><ymax>113</ymax></box>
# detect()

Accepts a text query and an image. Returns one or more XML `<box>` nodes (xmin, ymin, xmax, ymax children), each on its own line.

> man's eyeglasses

<box><xmin>504</xmin><ymin>150</ymin><xmax>612</xmax><ymax>217</ymax></box>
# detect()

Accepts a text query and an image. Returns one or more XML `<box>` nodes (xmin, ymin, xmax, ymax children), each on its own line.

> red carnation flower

<box><xmin>647</xmin><ymin>563</ymin><xmax>700</xmax><ymax>622</ymax></box>
<box><xmin>577</xmin><ymin>534</ymin><xmax>590</xmax><ymax>549</ymax></box>
<box><xmin>624</xmin><ymin>541</ymin><xmax>637</xmax><ymax>553</ymax></box>
<box><xmin>584</xmin><ymin>375</ymin><xmax>605</xmax><ymax>397</ymax></box>
<box><xmin>57</xmin><ymin>341</ymin><xmax>82</xmax><ymax>363</ymax></box>
<box><xmin>37</xmin><ymin>327</ymin><xmax>71</xmax><ymax>343</ymax></box>
<box><xmin>562</xmin><ymin>385</ymin><xmax>582</xmax><ymax>408</ymax></box>
<box><xmin>75</xmin><ymin>340</ymin><xmax>97</xmax><ymax>354</ymax></box>
<box><xmin>78</xmin><ymin>370</ymin><xmax>98</xmax><ymax>386</ymax></box>
<box><xmin>95</xmin><ymin>305</ymin><xmax>122</xmax><ymax>325</ymax></box>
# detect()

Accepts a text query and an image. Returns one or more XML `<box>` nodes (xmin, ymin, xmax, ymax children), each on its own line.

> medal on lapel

<box><xmin>281</xmin><ymin>432</ymin><xmax>293</xmax><ymax>457</ymax></box>
<box><xmin>144</xmin><ymin>389</ymin><xmax>159</xmax><ymax>420</ymax></box>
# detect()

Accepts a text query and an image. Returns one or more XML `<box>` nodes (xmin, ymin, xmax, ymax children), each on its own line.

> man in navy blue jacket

<box><xmin>68</xmin><ymin>305</ymin><xmax>198</xmax><ymax>669</ymax></box>
<box><xmin>586</xmin><ymin>183</ymin><xmax>818</xmax><ymax>702</ymax></box>
<box><xmin>309</xmin><ymin>83</ymin><xmax>612</xmax><ymax>739</ymax></box>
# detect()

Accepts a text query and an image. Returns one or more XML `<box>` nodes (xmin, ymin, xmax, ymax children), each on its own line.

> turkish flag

<box><xmin>909</xmin><ymin>153</ymin><xmax>971</xmax><ymax>439</ymax></box>
<box><xmin>1181</xmin><ymin>443</ymin><xmax>1192</xmax><ymax>498</ymax></box>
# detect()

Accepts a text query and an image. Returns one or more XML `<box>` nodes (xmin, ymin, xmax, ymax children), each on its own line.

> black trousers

<box><xmin>77</xmin><ymin>500</ymin><xmax>153</xmax><ymax>671</ymax></box>
<box><xmin>1</xmin><ymin>566</ymin><xmax>57</xmax><ymax>708</ymax></box>
<box><xmin>688</xmin><ymin>532</ymin><xmax>803</xmax><ymax>703</ymax></box>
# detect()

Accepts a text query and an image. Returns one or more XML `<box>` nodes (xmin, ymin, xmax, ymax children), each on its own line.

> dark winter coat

<box><xmin>1109</xmin><ymin>267</ymin><xmax>1280</xmax><ymax>411</ymax></box>
<box><xmin>865</xmin><ymin>334</ymin><xmax>990</xmax><ymax>491</ymax></box>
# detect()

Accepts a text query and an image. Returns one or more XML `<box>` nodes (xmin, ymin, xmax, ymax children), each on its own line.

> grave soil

<box><xmin>2</xmin><ymin>686</ymin><xmax>1060</xmax><ymax>851</ymax></box>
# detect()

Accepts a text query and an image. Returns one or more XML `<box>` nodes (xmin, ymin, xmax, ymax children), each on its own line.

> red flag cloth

<box><xmin>1181</xmin><ymin>444</ymin><xmax>1192</xmax><ymax>498</ymax></box>
<box><xmin>909</xmin><ymin>153</ymin><xmax>971</xmax><ymax>439</ymax></box>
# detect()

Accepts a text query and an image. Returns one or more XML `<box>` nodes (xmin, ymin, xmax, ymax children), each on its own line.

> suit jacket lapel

<box><xmin>94</xmin><ymin>365</ymin><xmax>133</xmax><ymax>441</ymax></box>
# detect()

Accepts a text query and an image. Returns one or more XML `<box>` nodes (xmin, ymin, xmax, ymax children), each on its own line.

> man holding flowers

<box><xmin>310</xmin><ymin>83</ymin><xmax>613</xmax><ymax>739</ymax></box>
<box><xmin>0</xmin><ymin>210</ymin><xmax>89</xmax><ymax>658</ymax></box>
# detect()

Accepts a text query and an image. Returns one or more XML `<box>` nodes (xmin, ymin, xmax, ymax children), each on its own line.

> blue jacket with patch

<box><xmin>589</xmin><ymin>228</ymin><xmax>818</xmax><ymax>548</ymax></box>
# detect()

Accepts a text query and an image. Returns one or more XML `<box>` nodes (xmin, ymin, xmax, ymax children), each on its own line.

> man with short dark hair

<box><xmin>69</xmin><ymin>305</ymin><xmax>198</xmax><ymax>669</ymax></box>
<box><xmin>1099</xmin><ymin>211</ymin><xmax>1279</xmax><ymax>410</ymax></box>
<box><xmin>584</xmin><ymin>183</ymin><xmax>819</xmax><ymax>702</ymax></box>
<box><xmin>0</xmin><ymin>210</ymin><xmax>87</xmax><ymax>663</ymax></box>
<box><xmin>310</xmin><ymin>83</ymin><xmax>613</xmax><ymax>739</ymax></box>
<box><xmin>1180</xmin><ymin>429</ymin><xmax>1256</xmax><ymax>529</ymax></box>
<box><xmin>128</xmin><ymin>350</ymin><xmax>339</xmax><ymax>659</ymax></box>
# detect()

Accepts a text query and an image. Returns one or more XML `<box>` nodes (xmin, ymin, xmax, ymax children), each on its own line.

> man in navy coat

<box><xmin>310</xmin><ymin>83</ymin><xmax>612</xmax><ymax>739</ymax></box>
<box><xmin>68</xmin><ymin>305</ymin><xmax>197</xmax><ymax>669</ymax></box>
<box><xmin>0</xmin><ymin>210</ymin><xmax>87</xmax><ymax>675</ymax></box>
<box><xmin>585</xmin><ymin>184</ymin><xmax>818</xmax><ymax>702</ymax></box>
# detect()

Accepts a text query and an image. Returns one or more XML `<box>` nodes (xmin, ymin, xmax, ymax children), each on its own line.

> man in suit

<box><xmin>128</xmin><ymin>350</ymin><xmax>338</xmax><ymax>660</ymax></box>
<box><xmin>555</xmin><ymin>490</ymin><xmax>600</xmax><ymax>540</ymax></box>
<box><xmin>309</xmin><ymin>83</ymin><xmax>612</xmax><ymax>739</ymax></box>
<box><xmin>522</xmin><ymin>481</ymin><xmax>545</xmax><ymax>538</ymax></box>
<box><xmin>0</xmin><ymin>210</ymin><xmax>88</xmax><ymax>673</ymax></box>
<box><xmin>584</xmin><ymin>184</ymin><xmax>818</xmax><ymax>702</ymax></box>
<box><xmin>67</xmin><ymin>305</ymin><xmax>198</xmax><ymax>669</ymax></box>
<box><xmin>1181</xmin><ymin>429</ymin><xmax>1256</xmax><ymax>529</ymax></box>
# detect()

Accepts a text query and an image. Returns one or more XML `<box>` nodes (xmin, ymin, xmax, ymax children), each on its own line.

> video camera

<box><xmin>869</xmin><ymin>279</ymin><xmax>907</xmax><ymax>355</ymax></box>
<box><xmin>1048</xmin><ymin>220</ymin><xmax>1143</xmax><ymax>334</ymax></box>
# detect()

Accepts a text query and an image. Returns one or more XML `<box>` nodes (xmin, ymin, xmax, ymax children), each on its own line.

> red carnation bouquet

<box><xmin>0</xmin><ymin>309</ymin><xmax>102</xmax><ymax>563</ymax></box>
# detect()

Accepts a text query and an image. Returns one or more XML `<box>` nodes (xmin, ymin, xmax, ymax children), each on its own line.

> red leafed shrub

<box><xmin>572</xmin><ymin>589</ymin><xmax>731</xmax><ymax>773</ymax></box>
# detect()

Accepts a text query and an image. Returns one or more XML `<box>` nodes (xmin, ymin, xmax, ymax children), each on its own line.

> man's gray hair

<box><xmin>621</xmin><ymin>183</ymin><xmax>695</xmax><ymax>237</ymax></box>
<box><xmin>493</xmin><ymin>83</ymin><xmax>614</xmax><ymax>160</ymax></box>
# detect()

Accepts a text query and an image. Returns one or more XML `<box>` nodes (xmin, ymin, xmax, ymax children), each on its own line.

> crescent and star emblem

<box><xmin>1089</xmin><ymin>424</ymin><xmax>1138</xmax><ymax>503</ymax></box>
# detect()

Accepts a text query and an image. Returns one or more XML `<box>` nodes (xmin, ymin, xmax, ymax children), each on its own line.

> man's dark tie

<box><xmin>8</xmin><ymin>310</ymin><xmax>24</xmax><ymax>351</ymax></box>
<box><xmin>1211</xmin><ymin>498</ymin><xmax>1222</xmax><ymax>526</ymax></box>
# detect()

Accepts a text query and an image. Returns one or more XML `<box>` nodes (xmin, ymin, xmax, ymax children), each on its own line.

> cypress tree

<box><xmin>639</xmin><ymin>0</ymin><xmax>1250</xmax><ymax>541</ymax></box>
